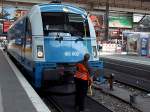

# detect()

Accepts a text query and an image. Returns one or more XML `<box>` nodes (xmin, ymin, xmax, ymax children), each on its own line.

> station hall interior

<box><xmin>0</xmin><ymin>0</ymin><xmax>150</xmax><ymax>112</ymax></box>
<box><xmin>1</xmin><ymin>0</ymin><xmax>150</xmax><ymax>56</ymax></box>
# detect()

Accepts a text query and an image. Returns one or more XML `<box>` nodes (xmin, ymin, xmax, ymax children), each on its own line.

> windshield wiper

<box><xmin>75</xmin><ymin>36</ymin><xmax>84</xmax><ymax>43</ymax></box>
<box><xmin>55</xmin><ymin>33</ymin><xmax>63</xmax><ymax>43</ymax></box>
<box><xmin>55</xmin><ymin>36</ymin><xmax>63</xmax><ymax>43</ymax></box>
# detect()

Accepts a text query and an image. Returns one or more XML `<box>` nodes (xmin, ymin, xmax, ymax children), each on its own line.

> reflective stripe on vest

<box><xmin>75</xmin><ymin>71</ymin><xmax>88</xmax><ymax>80</ymax></box>
<box><xmin>75</xmin><ymin>64</ymin><xmax>89</xmax><ymax>80</ymax></box>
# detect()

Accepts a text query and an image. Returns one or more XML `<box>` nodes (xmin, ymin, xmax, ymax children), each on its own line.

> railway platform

<box><xmin>100</xmin><ymin>54</ymin><xmax>150</xmax><ymax>66</ymax></box>
<box><xmin>93</xmin><ymin>81</ymin><xmax>150</xmax><ymax>112</ymax></box>
<box><xmin>100</xmin><ymin>54</ymin><xmax>150</xmax><ymax>91</ymax></box>
<box><xmin>0</xmin><ymin>49</ymin><xmax>50</xmax><ymax>112</ymax></box>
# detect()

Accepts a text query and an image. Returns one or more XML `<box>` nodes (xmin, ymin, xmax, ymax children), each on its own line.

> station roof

<box><xmin>1</xmin><ymin>0</ymin><xmax>150</xmax><ymax>14</ymax></box>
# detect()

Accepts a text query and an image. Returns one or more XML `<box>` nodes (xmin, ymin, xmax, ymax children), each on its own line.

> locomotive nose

<box><xmin>44</xmin><ymin>37</ymin><xmax>89</xmax><ymax>63</ymax></box>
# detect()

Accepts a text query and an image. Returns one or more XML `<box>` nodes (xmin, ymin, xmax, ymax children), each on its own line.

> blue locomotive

<box><xmin>7</xmin><ymin>2</ymin><xmax>103</xmax><ymax>92</ymax></box>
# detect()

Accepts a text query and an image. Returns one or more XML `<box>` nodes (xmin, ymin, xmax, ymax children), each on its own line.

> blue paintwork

<box><xmin>34</xmin><ymin>62</ymin><xmax>43</xmax><ymax>88</ymax></box>
<box><xmin>34</xmin><ymin>62</ymin><xmax>57</xmax><ymax>88</ymax></box>
<box><xmin>44</xmin><ymin>37</ymin><xmax>92</xmax><ymax>62</ymax></box>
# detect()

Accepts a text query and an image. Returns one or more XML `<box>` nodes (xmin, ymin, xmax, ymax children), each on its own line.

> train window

<box><xmin>7</xmin><ymin>18</ymin><xmax>26</xmax><ymax>47</ymax></box>
<box><xmin>25</xmin><ymin>18</ymin><xmax>32</xmax><ymax>49</ymax></box>
<box><xmin>14</xmin><ymin>19</ymin><xmax>26</xmax><ymax>39</ymax></box>
<box><xmin>66</xmin><ymin>13</ymin><xmax>90</xmax><ymax>37</ymax></box>
<box><xmin>41</xmin><ymin>12</ymin><xmax>90</xmax><ymax>37</ymax></box>
<box><xmin>42</xmin><ymin>12</ymin><xmax>66</xmax><ymax>36</ymax></box>
<box><xmin>11</xmin><ymin>19</ymin><xmax>26</xmax><ymax>46</ymax></box>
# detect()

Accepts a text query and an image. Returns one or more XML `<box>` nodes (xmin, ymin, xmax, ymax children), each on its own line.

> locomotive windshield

<box><xmin>42</xmin><ymin>12</ymin><xmax>90</xmax><ymax>37</ymax></box>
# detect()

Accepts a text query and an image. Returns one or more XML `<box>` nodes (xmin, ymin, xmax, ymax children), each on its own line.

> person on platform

<box><xmin>74</xmin><ymin>53</ymin><xmax>92</xmax><ymax>112</ymax></box>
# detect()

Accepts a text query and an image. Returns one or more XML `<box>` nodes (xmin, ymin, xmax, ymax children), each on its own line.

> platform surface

<box><xmin>0</xmin><ymin>49</ymin><xmax>50</xmax><ymax>112</ymax></box>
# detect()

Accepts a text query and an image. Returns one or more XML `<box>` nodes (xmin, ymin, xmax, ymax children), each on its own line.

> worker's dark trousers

<box><xmin>75</xmin><ymin>78</ymin><xmax>88</xmax><ymax>111</ymax></box>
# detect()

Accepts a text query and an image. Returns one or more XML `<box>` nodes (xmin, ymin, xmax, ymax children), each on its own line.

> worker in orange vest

<box><xmin>74</xmin><ymin>53</ymin><xmax>92</xmax><ymax>112</ymax></box>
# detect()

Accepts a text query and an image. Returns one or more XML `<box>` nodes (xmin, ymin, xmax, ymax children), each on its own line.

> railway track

<box><xmin>42</xmin><ymin>95</ymin><xmax>63</xmax><ymax>112</ymax></box>
<box><xmin>103</xmin><ymin>58</ymin><xmax>150</xmax><ymax>92</ymax></box>
<box><xmin>41</xmin><ymin>92</ymin><xmax>113</xmax><ymax>112</ymax></box>
<box><xmin>103</xmin><ymin>58</ymin><xmax>150</xmax><ymax>80</ymax></box>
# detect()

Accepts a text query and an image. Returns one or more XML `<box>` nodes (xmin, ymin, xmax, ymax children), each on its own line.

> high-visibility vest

<box><xmin>74</xmin><ymin>63</ymin><xmax>90</xmax><ymax>80</ymax></box>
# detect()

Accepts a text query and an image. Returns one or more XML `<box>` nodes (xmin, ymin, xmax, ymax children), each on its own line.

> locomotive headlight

<box><xmin>37</xmin><ymin>51</ymin><xmax>44</xmax><ymax>58</ymax></box>
<box><xmin>37</xmin><ymin>45</ymin><xmax>44</xmax><ymax>58</ymax></box>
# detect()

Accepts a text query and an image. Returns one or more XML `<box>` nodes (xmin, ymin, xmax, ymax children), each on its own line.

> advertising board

<box><xmin>109</xmin><ymin>16</ymin><xmax>132</xmax><ymax>28</ymax></box>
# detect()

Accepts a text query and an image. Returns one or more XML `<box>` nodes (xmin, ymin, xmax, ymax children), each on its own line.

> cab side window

<box><xmin>25</xmin><ymin>18</ymin><xmax>32</xmax><ymax>49</ymax></box>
